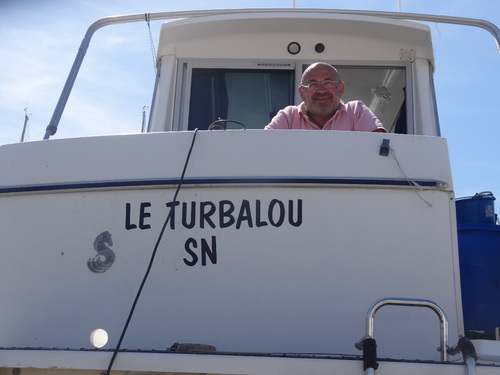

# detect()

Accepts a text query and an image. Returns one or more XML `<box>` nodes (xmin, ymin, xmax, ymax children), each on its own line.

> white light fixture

<box><xmin>287</xmin><ymin>42</ymin><xmax>301</xmax><ymax>55</ymax></box>
<box><xmin>90</xmin><ymin>328</ymin><xmax>109</xmax><ymax>348</ymax></box>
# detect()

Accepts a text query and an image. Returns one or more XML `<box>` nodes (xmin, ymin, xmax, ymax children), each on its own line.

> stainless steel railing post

<box><xmin>355</xmin><ymin>297</ymin><xmax>450</xmax><ymax>361</ymax></box>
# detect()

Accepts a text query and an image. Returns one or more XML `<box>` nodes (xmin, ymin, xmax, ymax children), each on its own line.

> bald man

<box><xmin>265</xmin><ymin>62</ymin><xmax>386</xmax><ymax>132</ymax></box>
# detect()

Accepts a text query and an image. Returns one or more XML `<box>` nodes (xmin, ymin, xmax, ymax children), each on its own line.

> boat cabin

<box><xmin>149</xmin><ymin>12</ymin><xmax>437</xmax><ymax>135</ymax></box>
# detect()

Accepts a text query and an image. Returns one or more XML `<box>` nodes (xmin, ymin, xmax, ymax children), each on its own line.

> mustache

<box><xmin>312</xmin><ymin>93</ymin><xmax>332</xmax><ymax>100</ymax></box>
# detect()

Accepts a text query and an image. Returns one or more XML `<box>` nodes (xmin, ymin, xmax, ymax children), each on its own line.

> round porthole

<box><xmin>287</xmin><ymin>42</ymin><xmax>301</xmax><ymax>55</ymax></box>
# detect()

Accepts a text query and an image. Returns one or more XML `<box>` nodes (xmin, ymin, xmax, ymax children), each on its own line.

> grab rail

<box><xmin>43</xmin><ymin>8</ymin><xmax>500</xmax><ymax>139</ymax></box>
<box><xmin>355</xmin><ymin>297</ymin><xmax>450</xmax><ymax>361</ymax></box>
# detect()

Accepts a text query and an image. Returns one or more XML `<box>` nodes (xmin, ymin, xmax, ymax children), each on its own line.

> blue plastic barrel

<box><xmin>456</xmin><ymin>194</ymin><xmax>496</xmax><ymax>225</ymax></box>
<box><xmin>457</xmin><ymin>223</ymin><xmax>500</xmax><ymax>333</ymax></box>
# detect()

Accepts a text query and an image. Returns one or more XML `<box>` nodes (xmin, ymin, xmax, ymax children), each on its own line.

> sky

<box><xmin>0</xmin><ymin>0</ymin><xmax>499</xmax><ymax>199</ymax></box>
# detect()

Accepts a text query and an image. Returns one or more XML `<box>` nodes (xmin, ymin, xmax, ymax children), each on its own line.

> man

<box><xmin>265</xmin><ymin>62</ymin><xmax>386</xmax><ymax>132</ymax></box>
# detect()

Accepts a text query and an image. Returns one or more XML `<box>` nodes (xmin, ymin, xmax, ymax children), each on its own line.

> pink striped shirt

<box><xmin>265</xmin><ymin>100</ymin><xmax>385</xmax><ymax>132</ymax></box>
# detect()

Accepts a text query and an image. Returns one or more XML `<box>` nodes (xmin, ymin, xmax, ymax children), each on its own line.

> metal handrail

<box><xmin>43</xmin><ymin>8</ymin><xmax>500</xmax><ymax>139</ymax></box>
<box><xmin>355</xmin><ymin>297</ymin><xmax>450</xmax><ymax>361</ymax></box>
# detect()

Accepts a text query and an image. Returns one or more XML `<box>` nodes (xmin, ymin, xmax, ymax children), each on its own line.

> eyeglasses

<box><xmin>300</xmin><ymin>79</ymin><xmax>342</xmax><ymax>90</ymax></box>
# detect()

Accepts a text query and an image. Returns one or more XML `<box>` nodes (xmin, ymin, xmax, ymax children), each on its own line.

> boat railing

<box><xmin>355</xmin><ymin>298</ymin><xmax>479</xmax><ymax>375</ymax></box>
<box><xmin>43</xmin><ymin>8</ymin><xmax>500</xmax><ymax>140</ymax></box>
<box><xmin>355</xmin><ymin>297</ymin><xmax>450</xmax><ymax>369</ymax></box>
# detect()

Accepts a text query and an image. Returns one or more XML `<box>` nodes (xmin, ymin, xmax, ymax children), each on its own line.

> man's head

<box><xmin>298</xmin><ymin>63</ymin><xmax>345</xmax><ymax>124</ymax></box>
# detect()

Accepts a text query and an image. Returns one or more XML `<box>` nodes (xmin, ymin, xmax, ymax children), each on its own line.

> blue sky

<box><xmin>0</xmin><ymin>0</ymin><xmax>499</xmax><ymax>199</ymax></box>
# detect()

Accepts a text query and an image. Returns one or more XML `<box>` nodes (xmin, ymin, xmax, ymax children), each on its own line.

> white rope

<box><xmin>145</xmin><ymin>13</ymin><xmax>157</xmax><ymax>73</ymax></box>
<box><xmin>390</xmin><ymin>147</ymin><xmax>433</xmax><ymax>208</ymax></box>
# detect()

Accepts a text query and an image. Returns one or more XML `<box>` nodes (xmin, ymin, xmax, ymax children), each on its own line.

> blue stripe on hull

<box><xmin>0</xmin><ymin>177</ymin><xmax>447</xmax><ymax>194</ymax></box>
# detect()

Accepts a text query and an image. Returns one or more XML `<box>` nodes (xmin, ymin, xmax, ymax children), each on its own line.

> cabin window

<box><xmin>294</xmin><ymin>64</ymin><xmax>409</xmax><ymax>133</ymax></box>
<box><xmin>335</xmin><ymin>66</ymin><xmax>409</xmax><ymax>134</ymax></box>
<box><xmin>187</xmin><ymin>68</ymin><xmax>294</xmax><ymax>130</ymax></box>
<box><xmin>177</xmin><ymin>63</ymin><xmax>410</xmax><ymax>133</ymax></box>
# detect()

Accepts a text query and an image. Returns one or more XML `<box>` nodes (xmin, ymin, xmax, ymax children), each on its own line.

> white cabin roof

<box><xmin>157</xmin><ymin>12</ymin><xmax>435</xmax><ymax>68</ymax></box>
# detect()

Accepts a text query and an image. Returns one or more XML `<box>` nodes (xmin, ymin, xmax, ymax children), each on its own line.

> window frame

<box><xmin>173</xmin><ymin>59</ymin><xmax>414</xmax><ymax>134</ymax></box>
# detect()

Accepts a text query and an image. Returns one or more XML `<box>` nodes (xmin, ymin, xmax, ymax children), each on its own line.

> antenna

<box><xmin>141</xmin><ymin>106</ymin><xmax>148</xmax><ymax>133</ymax></box>
<box><xmin>21</xmin><ymin>108</ymin><xmax>31</xmax><ymax>142</ymax></box>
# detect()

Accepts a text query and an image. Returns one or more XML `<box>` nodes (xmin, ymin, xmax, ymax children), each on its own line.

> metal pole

<box><xmin>21</xmin><ymin>109</ymin><xmax>30</xmax><ymax>142</ymax></box>
<box><xmin>141</xmin><ymin>106</ymin><xmax>148</xmax><ymax>133</ymax></box>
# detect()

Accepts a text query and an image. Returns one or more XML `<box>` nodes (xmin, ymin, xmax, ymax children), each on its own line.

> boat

<box><xmin>1</xmin><ymin>8</ymin><xmax>499</xmax><ymax>375</ymax></box>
